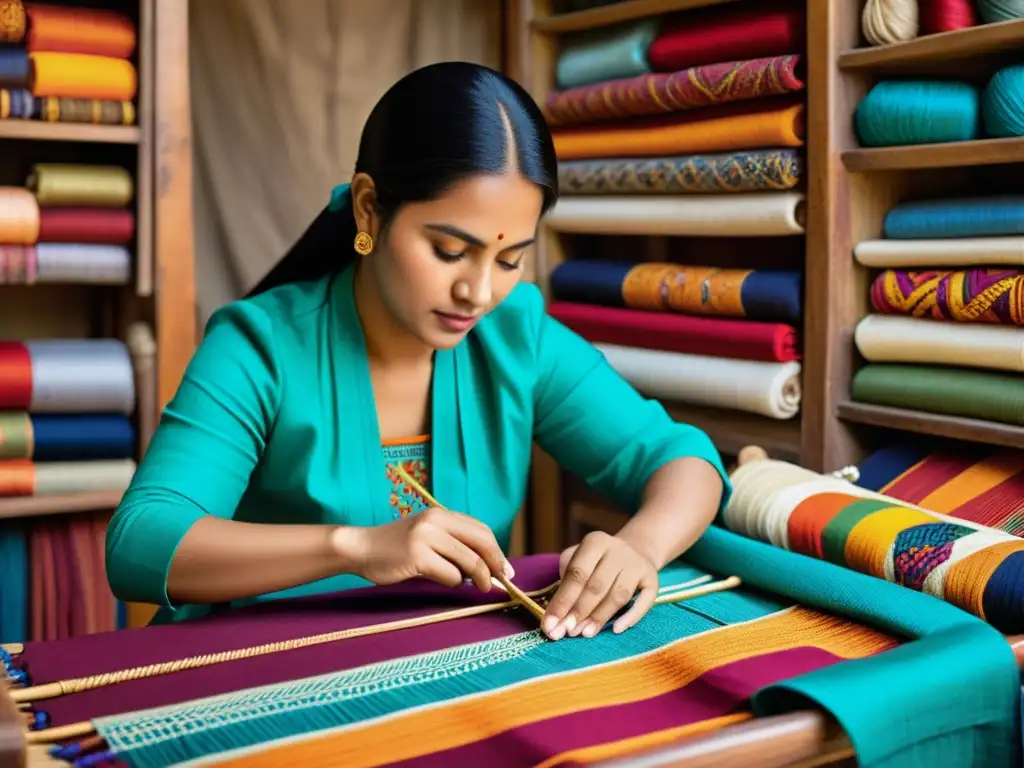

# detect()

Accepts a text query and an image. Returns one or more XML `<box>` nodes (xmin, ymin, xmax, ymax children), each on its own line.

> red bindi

<box><xmin>497</xmin><ymin>233</ymin><xmax>504</xmax><ymax>240</ymax></box>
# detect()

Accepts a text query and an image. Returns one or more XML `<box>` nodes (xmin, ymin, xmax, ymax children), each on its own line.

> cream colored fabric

<box><xmin>855</xmin><ymin>237</ymin><xmax>1024</xmax><ymax>268</ymax></box>
<box><xmin>189</xmin><ymin>0</ymin><xmax>502</xmax><ymax>325</ymax></box>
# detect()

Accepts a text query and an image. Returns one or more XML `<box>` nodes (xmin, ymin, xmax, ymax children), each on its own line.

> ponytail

<box><xmin>246</xmin><ymin>184</ymin><xmax>358</xmax><ymax>298</ymax></box>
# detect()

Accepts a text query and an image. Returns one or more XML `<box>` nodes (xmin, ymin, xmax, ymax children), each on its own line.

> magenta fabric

<box><xmin>18</xmin><ymin>554</ymin><xmax>561</xmax><ymax>726</ymax></box>
<box><xmin>392</xmin><ymin>647</ymin><xmax>843</xmax><ymax>767</ymax></box>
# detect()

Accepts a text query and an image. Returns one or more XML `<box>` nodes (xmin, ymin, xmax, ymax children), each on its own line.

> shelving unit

<box><xmin>0</xmin><ymin>0</ymin><xmax>195</xmax><ymax>635</ymax></box>
<box><xmin>813</xmin><ymin>2</ymin><xmax>1024</xmax><ymax>470</ymax></box>
<box><xmin>519</xmin><ymin>0</ymin><xmax>820</xmax><ymax>552</ymax></box>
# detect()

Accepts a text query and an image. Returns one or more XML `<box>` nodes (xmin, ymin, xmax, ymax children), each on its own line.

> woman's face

<box><xmin>362</xmin><ymin>172</ymin><xmax>544</xmax><ymax>350</ymax></box>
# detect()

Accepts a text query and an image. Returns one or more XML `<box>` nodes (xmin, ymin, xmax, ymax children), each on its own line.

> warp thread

<box><xmin>856</xmin><ymin>65</ymin><xmax>1024</xmax><ymax>146</ymax></box>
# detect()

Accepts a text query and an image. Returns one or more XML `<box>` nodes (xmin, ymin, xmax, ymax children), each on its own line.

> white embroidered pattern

<box><xmin>96</xmin><ymin>629</ymin><xmax>546</xmax><ymax>753</ymax></box>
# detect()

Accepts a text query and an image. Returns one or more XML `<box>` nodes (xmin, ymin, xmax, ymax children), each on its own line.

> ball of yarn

<box><xmin>855</xmin><ymin>81</ymin><xmax>980</xmax><ymax>147</ymax></box>
<box><xmin>862</xmin><ymin>0</ymin><xmax>918</xmax><ymax>46</ymax></box>
<box><xmin>977</xmin><ymin>0</ymin><xmax>1024</xmax><ymax>23</ymax></box>
<box><xmin>983</xmin><ymin>65</ymin><xmax>1024</xmax><ymax>137</ymax></box>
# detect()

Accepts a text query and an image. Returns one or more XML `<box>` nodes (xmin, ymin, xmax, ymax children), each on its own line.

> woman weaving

<box><xmin>105</xmin><ymin>62</ymin><xmax>729</xmax><ymax>641</ymax></box>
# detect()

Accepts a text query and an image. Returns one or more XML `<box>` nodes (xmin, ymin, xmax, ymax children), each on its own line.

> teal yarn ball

<box><xmin>977</xmin><ymin>0</ymin><xmax>1024</xmax><ymax>22</ymax></box>
<box><xmin>855</xmin><ymin>81</ymin><xmax>980</xmax><ymax>147</ymax></box>
<box><xmin>983</xmin><ymin>65</ymin><xmax>1024</xmax><ymax>137</ymax></box>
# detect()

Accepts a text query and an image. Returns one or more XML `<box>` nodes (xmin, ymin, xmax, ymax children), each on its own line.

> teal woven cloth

<box><xmin>555</xmin><ymin>18</ymin><xmax>658</xmax><ymax>90</ymax></box>
<box><xmin>685</xmin><ymin>526</ymin><xmax>1021</xmax><ymax>768</ymax></box>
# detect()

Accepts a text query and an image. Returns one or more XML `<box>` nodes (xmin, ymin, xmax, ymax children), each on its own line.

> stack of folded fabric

<box><xmin>0</xmin><ymin>0</ymin><xmax>136</xmax><ymax>126</ymax></box>
<box><xmin>0</xmin><ymin>162</ymin><xmax>133</xmax><ymax>284</ymax></box>
<box><xmin>851</xmin><ymin>196</ymin><xmax>1024</xmax><ymax>427</ymax></box>
<box><xmin>545</xmin><ymin>1</ymin><xmax>807</xmax><ymax>420</ymax></box>
<box><xmin>0</xmin><ymin>337</ymin><xmax>137</xmax><ymax>642</ymax></box>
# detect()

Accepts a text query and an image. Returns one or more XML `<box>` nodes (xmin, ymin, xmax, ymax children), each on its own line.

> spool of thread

<box><xmin>920</xmin><ymin>0</ymin><xmax>978</xmax><ymax>33</ymax></box>
<box><xmin>855</xmin><ymin>81</ymin><xmax>980</xmax><ymax>146</ymax></box>
<box><xmin>983</xmin><ymin>65</ymin><xmax>1024</xmax><ymax>137</ymax></box>
<box><xmin>861</xmin><ymin>0</ymin><xmax>918</xmax><ymax>46</ymax></box>
<box><xmin>977</xmin><ymin>0</ymin><xmax>1024</xmax><ymax>23</ymax></box>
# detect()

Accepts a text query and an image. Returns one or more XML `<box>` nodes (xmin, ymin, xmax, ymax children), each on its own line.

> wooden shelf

<box><xmin>531</xmin><ymin>0</ymin><xmax>739</xmax><ymax>33</ymax></box>
<box><xmin>0</xmin><ymin>121</ymin><xmax>139</xmax><ymax>144</ymax></box>
<box><xmin>0</xmin><ymin>490</ymin><xmax>125</xmax><ymax>520</ymax></box>
<box><xmin>837</xmin><ymin>401</ymin><xmax>1024</xmax><ymax>449</ymax></box>
<box><xmin>665</xmin><ymin>403</ymin><xmax>803</xmax><ymax>463</ymax></box>
<box><xmin>842</xmin><ymin>137</ymin><xmax>1024</xmax><ymax>172</ymax></box>
<box><xmin>840</xmin><ymin>19</ymin><xmax>1024</xmax><ymax>71</ymax></box>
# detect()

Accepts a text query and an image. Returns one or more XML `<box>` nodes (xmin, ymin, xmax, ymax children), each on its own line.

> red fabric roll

<box><xmin>548</xmin><ymin>302</ymin><xmax>800</xmax><ymax>362</ymax></box>
<box><xmin>37</xmin><ymin>208</ymin><xmax>135</xmax><ymax>244</ymax></box>
<box><xmin>649</xmin><ymin>5</ymin><xmax>806</xmax><ymax>73</ymax></box>
<box><xmin>919</xmin><ymin>0</ymin><xmax>977</xmax><ymax>35</ymax></box>
<box><xmin>0</xmin><ymin>341</ymin><xmax>32</xmax><ymax>409</ymax></box>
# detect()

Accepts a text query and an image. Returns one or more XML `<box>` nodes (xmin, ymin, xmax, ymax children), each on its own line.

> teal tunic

<box><xmin>105</xmin><ymin>264</ymin><xmax>730</xmax><ymax>622</ymax></box>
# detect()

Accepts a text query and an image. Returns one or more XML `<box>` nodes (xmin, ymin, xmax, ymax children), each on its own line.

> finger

<box><xmin>558</xmin><ymin>545</ymin><xmax>578</xmax><ymax>577</ymax></box>
<box><xmin>439</xmin><ymin>511</ymin><xmax>511</xmax><ymax>579</ymax></box>
<box><xmin>578</xmin><ymin>570</ymin><xmax>641</xmax><ymax>638</ymax></box>
<box><xmin>428</xmin><ymin>530</ymin><xmax>492</xmax><ymax>592</ymax></box>
<box><xmin>415</xmin><ymin>549</ymin><xmax>464</xmax><ymax>589</ymax></box>
<box><xmin>543</xmin><ymin>540</ymin><xmax>605</xmax><ymax>636</ymax></box>
<box><xmin>562</xmin><ymin>556</ymin><xmax>623</xmax><ymax>637</ymax></box>
<box><xmin>611</xmin><ymin>573</ymin><xmax>659</xmax><ymax>635</ymax></box>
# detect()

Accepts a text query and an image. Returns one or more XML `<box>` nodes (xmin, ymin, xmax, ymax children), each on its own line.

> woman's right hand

<box><xmin>333</xmin><ymin>507</ymin><xmax>513</xmax><ymax>592</ymax></box>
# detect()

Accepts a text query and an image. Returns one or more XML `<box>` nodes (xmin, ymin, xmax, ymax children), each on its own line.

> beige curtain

<box><xmin>189</xmin><ymin>0</ymin><xmax>503</xmax><ymax>325</ymax></box>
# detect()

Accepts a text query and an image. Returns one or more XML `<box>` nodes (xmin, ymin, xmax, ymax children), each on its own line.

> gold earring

<box><xmin>354</xmin><ymin>232</ymin><xmax>373</xmax><ymax>255</ymax></box>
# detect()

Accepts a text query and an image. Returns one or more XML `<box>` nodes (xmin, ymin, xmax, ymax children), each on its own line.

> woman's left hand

<box><xmin>541</xmin><ymin>531</ymin><xmax>658</xmax><ymax>641</ymax></box>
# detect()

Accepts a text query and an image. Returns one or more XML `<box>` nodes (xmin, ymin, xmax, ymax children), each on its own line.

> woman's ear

<box><xmin>349</xmin><ymin>172</ymin><xmax>380</xmax><ymax>245</ymax></box>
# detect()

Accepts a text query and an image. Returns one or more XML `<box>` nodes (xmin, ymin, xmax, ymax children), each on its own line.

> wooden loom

<box><xmin>1</xmin><ymin>444</ymin><xmax>1022</xmax><ymax>768</ymax></box>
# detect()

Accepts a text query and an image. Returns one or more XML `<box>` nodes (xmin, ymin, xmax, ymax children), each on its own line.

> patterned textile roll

<box><xmin>36</xmin><ymin>94</ymin><xmax>135</xmax><ymax>124</ymax></box>
<box><xmin>25</xmin><ymin>4</ymin><xmax>136</xmax><ymax>59</ymax></box>
<box><xmin>38</xmin><ymin>208</ymin><xmax>134</xmax><ymax>244</ymax></box>
<box><xmin>27</xmin><ymin>164</ymin><xmax>134</xmax><ymax>208</ymax></box>
<box><xmin>550</xmin><ymin>260</ymin><xmax>803</xmax><ymax>324</ymax></box>
<box><xmin>0</xmin><ymin>45</ymin><xmax>28</xmax><ymax>86</ymax></box>
<box><xmin>0</xmin><ymin>0</ymin><xmax>25</xmax><ymax>44</ymax></box>
<box><xmin>870</xmin><ymin>269</ymin><xmax>1024</xmax><ymax>326</ymax></box>
<box><xmin>0</xmin><ymin>244</ymin><xmax>34</xmax><ymax>283</ymax></box>
<box><xmin>0</xmin><ymin>412</ymin><xmax>135</xmax><ymax>460</ymax></box>
<box><xmin>0</xmin><ymin>339</ymin><xmax>135</xmax><ymax>413</ymax></box>
<box><xmin>0</xmin><ymin>187</ymin><xmax>40</xmax><ymax>243</ymax></box>
<box><xmin>0</xmin><ymin>86</ymin><xmax>32</xmax><ymax>117</ymax></box>
<box><xmin>723</xmin><ymin>458</ymin><xmax>1024</xmax><ymax>633</ymax></box>
<box><xmin>545</xmin><ymin>56</ymin><xmax>805</xmax><ymax>128</ymax></box>
<box><xmin>35</xmin><ymin>243</ymin><xmax>131</xmax><ymax>284</ymax></box>
<box><xmin>558</xmin><ymin>150</ymin><xmax>803</xmax><ymax>194</ymax></box>
<box><xmin>28</xmin><ymin>52</ymin><xmax>137</xmax><ymax>101</ymax></box>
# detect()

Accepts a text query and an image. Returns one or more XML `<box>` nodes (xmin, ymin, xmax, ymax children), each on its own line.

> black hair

<box><xmin>246</xmin><ymin>61</ymin><xmax>559</xmax><ymax>297</ymax></box>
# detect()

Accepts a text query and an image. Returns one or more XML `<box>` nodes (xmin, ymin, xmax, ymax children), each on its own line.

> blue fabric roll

<box><xmin>884</xmin><ymin>196</ymin><xmax>1024</xmax><ymax>239</ymax></box>
<box><xmin>31</xmin><ymin>413</ymin><xmax>136</xmax><ymax>461</ymax></box>
<box><xmin>0</xmin><ymin>46</ymin><xmax>29</xmax><ymax>87</ymax></box>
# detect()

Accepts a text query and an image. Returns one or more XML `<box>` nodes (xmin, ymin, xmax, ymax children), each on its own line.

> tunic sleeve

<box><xmin>531</xmin><ymin>300</ymin><xmax>731</xmax><ymax>513</ymax></box>
<box><xmin>105</xmin><ymin>301</ymin><xmax>282</xmax><ymax>606</ymax></box>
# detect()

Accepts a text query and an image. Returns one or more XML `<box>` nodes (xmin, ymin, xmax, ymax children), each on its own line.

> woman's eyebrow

<box><xmin>425</xmin><ymin>223</ymin><xmax>534</xmax><ymax>251</ymax></box>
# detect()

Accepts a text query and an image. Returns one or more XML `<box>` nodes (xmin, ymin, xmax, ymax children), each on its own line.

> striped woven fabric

<box><xmin>723</xmin><ymin>459</ymin><xmax>1024</xmax><ymax>634</ymax></box>
<box><xmin>11</xmin><ymin>553</ymin><xmax>898</xmax><ymax>768</ymax></box>
<box><xmin>857</xmin><ymin>444</ymin><xmax>1024</xmax><ymax>537</ymax></box>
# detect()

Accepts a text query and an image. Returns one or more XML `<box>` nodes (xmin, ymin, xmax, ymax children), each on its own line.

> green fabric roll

<box><xmin>851</xmin><ymin>364</ymin><xmax>1024</xmax><ymax>425</ymax></box>
<box><xmin>555</xmin><ymin>18</ymin><xmax>658</xmax><ymax>90</ymax></box>
<box><xmin>686</xmin><ymin>525</ymin><xmax>1020</xmax><ymax>768</ymax></box>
